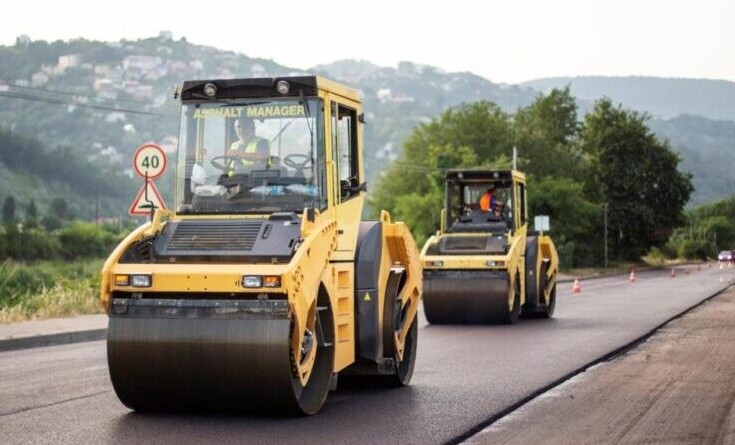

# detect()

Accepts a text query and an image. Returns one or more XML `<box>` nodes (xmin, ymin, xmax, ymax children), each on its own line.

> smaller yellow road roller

<box><xmin>420</xmin><ymin>169</ymin><xmax>558</xmax><ymax>324</ymax></box>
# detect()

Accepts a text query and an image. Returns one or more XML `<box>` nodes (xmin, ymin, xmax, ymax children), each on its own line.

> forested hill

<box><xmin>0</xmin><ymin>127</ymin><xmax>137</xmax><ymax>218</ymax></box>
<box><xmin>523</xmin><ymin>76</ymin><xmax>735</xmax><ymax>121</ymax></box>
<box><xmin>649</xmin><ymin>115</ymin><xmax>735</xmax><ymax>206</ymax></box>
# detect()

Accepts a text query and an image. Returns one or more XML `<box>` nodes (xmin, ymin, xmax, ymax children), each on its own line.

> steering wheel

<box><xmin>283</xmin><ymin>153</ymin><xmax>313</xmax><ymax>176</ymax></box>
<box><xmin>210</xmin><ymin>155</ymin><xmax>244</xmax><ymax>172</ymax></box>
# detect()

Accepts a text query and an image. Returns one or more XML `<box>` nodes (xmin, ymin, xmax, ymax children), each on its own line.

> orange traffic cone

<box><xmin>670</xmin><ymin>268</ymin><xmax>676</xmax><ymax>278</ymax></box>
<box><xmin>629</xmin><ymin>269</ymin><xmax>637</xmax><ymax>283</ymax></box>
<box><xmin>572</xmin><ymin>279</ymin><xmax>582</xmax><ymax>294</ymax></box>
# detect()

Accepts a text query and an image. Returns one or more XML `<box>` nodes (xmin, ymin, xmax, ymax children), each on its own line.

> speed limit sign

<box><xmin>133</xmin><ymin>143</ymin><xmax>167</xmax><ymax>180</ymax></box>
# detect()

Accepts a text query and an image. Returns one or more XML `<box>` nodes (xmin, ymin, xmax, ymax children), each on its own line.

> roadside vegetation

<box><xmin>0</xmin><ymin>259</ymin><xmax>103</xmax><ymax>322</ymax></box>
<box><xmin>0</xmin><ymin>199</ymin><xmax>134</xmax><ymax>322</ymax></box>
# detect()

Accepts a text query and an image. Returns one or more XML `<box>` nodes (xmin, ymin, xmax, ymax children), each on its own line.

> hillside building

<box><xmin>58</xmin><ymin>54</ymin><xmax>82</xmax><ymax>71</ymax></box>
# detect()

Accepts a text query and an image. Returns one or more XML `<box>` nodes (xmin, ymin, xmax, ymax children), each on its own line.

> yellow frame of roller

<box><xmin>100</xmin><ymin>76</ymin><xmax>422</xmax><ymax>400</ymax></box>
<box><xmin>420</xmin><ymin>169</ymin><xmax>558</xmax><ymax>323</ymax></box>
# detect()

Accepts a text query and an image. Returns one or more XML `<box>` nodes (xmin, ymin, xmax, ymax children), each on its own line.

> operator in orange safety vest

<box><xmin>479</xmin><ymin>185</ymin><xmax>497</xmax><ymax>212</ymax></box>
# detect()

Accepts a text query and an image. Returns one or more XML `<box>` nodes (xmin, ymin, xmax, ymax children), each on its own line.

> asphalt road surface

<box><xmin>1</xmin><ymin>265</ymin><xmax>732</xmax><ymax>445</ymax></box>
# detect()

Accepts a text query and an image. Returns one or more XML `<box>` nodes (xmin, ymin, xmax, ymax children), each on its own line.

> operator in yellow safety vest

<box><xmin>228</xmin><ymin>115</ymin><xmax>272</xmax><ymax>176</ymax></box>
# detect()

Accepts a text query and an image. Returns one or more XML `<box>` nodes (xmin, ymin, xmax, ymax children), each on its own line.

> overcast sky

<box><xmin>2</xmin><ymin>0</ymin><xmax>733</xmax><ymax>84</ymax></box>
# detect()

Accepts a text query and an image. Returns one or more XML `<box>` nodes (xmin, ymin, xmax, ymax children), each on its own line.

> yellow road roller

<box><xmin>100</xmin><ymin>76</ymin><xmax>422</xmax><ymax>415</ymax></box>
<box><xmin>420</xmin><ymin>169</ymin><xmax>558</xmax><ymax>324</ymax></box>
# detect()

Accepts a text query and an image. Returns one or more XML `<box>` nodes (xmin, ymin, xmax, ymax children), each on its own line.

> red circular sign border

<box><xmin>133</xmin><ymin>143</ymin><xmax>167</xmax><ymax>180</ymax></box>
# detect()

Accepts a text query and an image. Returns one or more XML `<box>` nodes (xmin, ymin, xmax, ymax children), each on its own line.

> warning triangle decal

<box><xmin>129</xmin><ymin>180</ymin><xmax>167</xmax><ymax>216</ymax></box>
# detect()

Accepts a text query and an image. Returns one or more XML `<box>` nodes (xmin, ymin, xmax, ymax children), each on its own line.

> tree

<box><xmin>2</xmin><ymin>196</ymin><xmax>16</xmax><ymax>225</ymax></box>
<box><xmin>41</xmin><ymin>215</ymin><xmax>63</xmax><ymax>232</ymax></box>
<box><xmin>50</xmin><ymin>197</ymin><xmax>73</xmax><ymax>220</ymax></box>
<box><xmin>528</xmin><ymin>176</ymin><xmax>601</xmax><ymax>267</ymax></box>
<box><xmin>24</xmin><ymin>199</ymin><xmax>40</xmax><ymax>230</ymax></box>
<box><xmin>26</xmin><ymin>199</ymin><xmax>38</xmax><ymax>219</ymax></box>
<box><xmin>370</xmin><ymin>101</ymin><xmax>513</xmax><ymax>241</ymax></box>
<box><xmin>580</xmin><ymin>99</ymin><xmax>693</xmax><ymax>260</ymax></box>
<box><xmin>514</xmin><ymin>87</ymin><xmax>586</xmax><ymax>180</ymax></box>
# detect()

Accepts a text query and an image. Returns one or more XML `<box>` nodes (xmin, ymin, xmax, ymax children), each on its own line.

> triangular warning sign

<box><xmin>129</xmin><ymin>180</ymin><xmax>167</xmax><ymax>216</ymax></box>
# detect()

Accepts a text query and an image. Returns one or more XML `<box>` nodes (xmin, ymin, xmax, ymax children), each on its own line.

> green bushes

<box><xmin>0</xmin><ymin>221</ymin><xmax>125</xmax><ymax>320</ymax></box>
<box><xmin>0</xmin><ymin>222</ymin><xmax>125</xmax><ymax>261</ymax></box>
<box><xmin>665</xmin><ymin>197</ymin><xmax>735</xmax><ymax>260</ymax></box>
<box><xmin>0</xmin><ymin>259</ymin><xmax>102</xmax><ymax>321</ymax></box>
<box><xmin>0</xmin><ymin>259</ymin><xmax>102</xmax><ymax>323</ymax></box>
<box><xmin>58</xmin><ymin>222</ymin><xmax>122</xmax><ymax>259</ymax></box>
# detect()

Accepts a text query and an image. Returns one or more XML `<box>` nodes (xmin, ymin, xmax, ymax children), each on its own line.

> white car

<box><xmin>718</xmin><ymin>250</ymin><xmax>734</xmax><ymax>262</ymax></box>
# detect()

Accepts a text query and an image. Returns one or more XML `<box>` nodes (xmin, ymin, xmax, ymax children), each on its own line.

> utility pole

<box><xmin>603</xmin><ymin>203</ymin><xmax>609</xmax><ymax>268</ymax></box>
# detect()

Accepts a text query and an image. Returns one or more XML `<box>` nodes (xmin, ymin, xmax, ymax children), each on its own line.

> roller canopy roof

<box><xmin>180</xmin><ymin>76</ymin><xmax>360</xmax><ymax>102</ymax></box>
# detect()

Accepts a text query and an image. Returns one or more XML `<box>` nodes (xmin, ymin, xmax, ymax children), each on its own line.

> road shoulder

<box><xmin>0</xmin><ymin>314</ymin><xmax>107</xmax><ymax>352</ymax></box>
<box><xmin>467</xmin><ymin>285</ymin><xmax>735</xmax><ymax>444</ymax></box>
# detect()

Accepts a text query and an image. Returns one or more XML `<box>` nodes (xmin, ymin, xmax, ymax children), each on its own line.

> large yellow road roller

<box><xmin>420</xmin><ymin>169</ymin><xmax>558</xmax><ymax>324</ymax></box>
<box><xmin>100</xmin><ymin>76</ymin><xmax>422</xmax><ymax>415</ymax></box>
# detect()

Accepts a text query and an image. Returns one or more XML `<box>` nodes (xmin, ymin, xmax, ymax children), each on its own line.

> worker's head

<box><xmin>486</xmin><ymin>184</ymin><xmax>496</xmax><ymax>194</ymax></box>
<box><xmin>493</xmin><ymin>199</ymin><xmax>504</xmax><ymax>213</ymax></box>
<box><xmin>234</xmin><ymin>115</ymin><xmax>256</xmax><ymax>141</ymax></box>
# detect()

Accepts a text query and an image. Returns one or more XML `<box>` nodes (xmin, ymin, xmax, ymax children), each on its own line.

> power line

<box><xmin>0</xmin><ymin>91</ymin><xmax>175</xmax><ymax>117</ymax></box>
<box><xmin>8</xmin><ymin>83</ymin><xmax>167</xmax><ymax>107</ymax></box>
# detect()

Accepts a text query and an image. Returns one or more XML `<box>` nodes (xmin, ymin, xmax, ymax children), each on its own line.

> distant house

<box><xmin>377</xmin><ymin>88</ymin><xmax>392</xmax><ymax>102</ymax></box>
<box><xmin>16</xmin><ymin>35</ymin><xmax>31</xmax><ymax>46</ymax></box>
<box><xmin>167</xmin><ymin>60</ymin><xmax>188</xmax><ymax>75</ymax></box>
<box><xmin>14</xmin><ymin>79</ymin><xmax>30</xmax><ymax>88</ymax></box>
<box><xmin>128</xmin><ymin>84</ymin><xmax>154</xmax><ymax>101</ymax></box>
<box><xmin>250</xmin><ymin>64</ymin><xmax>267</xmax><ymax>76</ymax></box>
<box><xmin>31</xmin><ymin>72</ymin><xmax>49</xmax><ymax>87</ymax></box>
<box><xmin>95</xmin><ymin>65</ymin><xmax>111</xmax><ymax>76</ymax></box>
<box><xmin>100</xmin><ymin>146</ymin><xmax>122</xmax><ymax>163</ymax></box>
<box><xmin>41</xmin><ymin>64</ymin><xmax>59</xmax><ymax>76</ymax></box>
<box><xmin>107</xmin><ymin>67</ymin><xmax>125</xmax><ymax>82</ymax></box>
<box><xmin>94</xmin><ymin>78</ymin><xmax>114</xmax><ymax>92</ymax></box>
<box><xmin>121</xmin><ymin>80</ymin><xmax>139</xmax><ymax>89</ymax></box>
<box><xmin>58</xmin><ymin>54</ymin><xmax>82</xmax><ymax>71</ymax></box>
<box><xmin>159</xmin><ymin>30</ymin><xmax>173</xmax><ymax>40</ymax></box>
<box><xmin>144</xmin><ymin>70</ymin><xmax>162</xmax><ymax>81</ymax></box>
<box><xmin>189</xmin><ymin>60</ymin><xmax>204</xmax><ymax>72</ymax></box>
<box><xmin>123</xmin><ymin>55</ymin><xmax>163</xmax><ymax>73</ymax></box>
